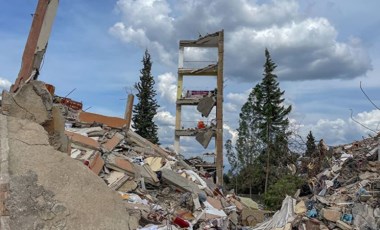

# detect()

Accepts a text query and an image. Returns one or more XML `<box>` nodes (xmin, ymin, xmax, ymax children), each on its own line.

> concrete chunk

<box><xmin>89</xmin><ymin>152</ymin><xmax>104</xmax><ymax>175</ymax></box>
<box><xmin>65</xmin><ymin>131</ymin><xmax>100</xmax><ymax>150</ymax></box>
<box><xmin>161</xmin><ymin>169</ymin><xmax>203</xmax><ymax>194</ymax></box>
<box><xmin>103</xmin><ymin>133</ymin><xmax>124</xmax><ymax>152</ymax></box>
<box><xmin>195</xmin><ymin>129</ymin><xmax>214</xmax><ymax>149</ymax></box>
<box><xmin>322</xmin><ymin>208</ymin><xmax>341</xmax><ymax>222</ymax></box>
<box><xmin>197</xmin><ymin>96</ymin><xmax>215</xmax><ymax>117</ymax></box>
<box><xmin>78</xmin><ymin>111</ymin><xmax>127</xmax><ymax>128</ymax></box>
<box><xmin>1</xmin><ymin>81</ymin><xmax>52</xmax><ymax>124</ymax></box>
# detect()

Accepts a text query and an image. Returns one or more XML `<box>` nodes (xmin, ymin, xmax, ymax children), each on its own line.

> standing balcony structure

<box><xmin>174</xmin><ymin>31</ymin><xmax>224</xmax><ymax>185</ymax></box>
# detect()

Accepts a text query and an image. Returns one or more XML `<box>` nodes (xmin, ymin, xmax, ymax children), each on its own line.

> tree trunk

<box><xmin>264</xmin><ymin>121</ymin><xmax>270</xmax><ymax>195</ymax></box>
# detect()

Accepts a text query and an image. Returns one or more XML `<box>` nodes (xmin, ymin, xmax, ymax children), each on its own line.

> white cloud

<box><xmin>154</xmin><ymin>110</ymin><xmax>175</xmax><ymax>126</ymax></box>
<box><xmin>223</xmin><ymin>123</ymin><xmax>238</xmax><ymax>144</ymax></box>
<box><xmin>298</xmin><ymin>109</ymin><xmax>380</xmax><ymax>146</ymax></box>
<box><xmin>157</xmin><ymin>72</ymin><xmax>177</xmax><ymax>103</ymax></box>
<box><xmin>110</xmin><ymin>0</ymin><xmax>371</xmax><ymax>82</ymax></box>
<box><xmin>0</xmin><ymin>77</ymin><xmax>11</xmax><ymax>90</ymax></box>
<box><xmin>354</xmin><ymin>109</ymin><xmax>380</xmax><ymax>133</ymax></box>
<box><xmin>226</xmin><ymin>90</ymin><xmax>250</xmax><ymax>105</ymax></box>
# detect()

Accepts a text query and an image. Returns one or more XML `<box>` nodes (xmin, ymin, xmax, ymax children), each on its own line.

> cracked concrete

<box><xmin>6</xmin><ymin>171</ymin><xmax>69</xmax><ymax>230</ymax></box>
<box><xmin>4</xmin><ymin>114</ymin><xmax>133</xmax><ymax>229</ymax></box>
<box><xmin>1</xmin><ymin>81</ymin><xmax>52</xmax><ymax>125</ymax></box>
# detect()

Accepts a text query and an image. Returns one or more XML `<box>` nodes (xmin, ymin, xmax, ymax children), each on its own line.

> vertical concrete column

<box><xmin>124</xmin><ymin>94</ymin><xmax>134</xmax><ymax>131</ymax></box>
<box><xmin>12</xmin><ymin>0</ymin><xmax>59</xmax><ymax>92</ymax></box>
<box><xmin>174</xmin><ymin>48</ymin><xmax>184</xmax><ymax>153</ymax></box>
<box><xmin>215</xmin><ymin>30</ymin><xmax>224</xmax><ymax>186</ymax></box>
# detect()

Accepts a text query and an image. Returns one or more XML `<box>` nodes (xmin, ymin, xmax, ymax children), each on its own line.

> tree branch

<box><xmin>360</xmin><ymin>81</ymin><xmax>380</xmax><ymax>110</ymax></box>
<box><xmin>350</xmin><ymin>109</ymin><xmax>377</xmax><ymax>133</ymax></box>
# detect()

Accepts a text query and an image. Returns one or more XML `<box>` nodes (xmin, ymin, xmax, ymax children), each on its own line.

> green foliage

<box><xmin>132</xmin><ymin>49</ymin><xmax>160</xmax><ymax>144</ymax></box>
<box><xmin>305</xmin><ymin>131</ymin><xmax>317</xmax><ymax>157</ymax></box>
<box><xmin>225</xmin><ymin>49</ymin><xmax>296</xmax><ymax>196</ymax></box>
<box><xmin>264</xmin><ymin>175</ymin><xmax>305</xmax><ymax>210</ymax></box>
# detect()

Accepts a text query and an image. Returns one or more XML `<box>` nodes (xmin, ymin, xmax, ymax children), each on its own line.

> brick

<box><xmin>65</xmin><ymin>131</ymin><xmax>100</xmax><ymax>150</ymax></box>
<box><xmin>322</xmin><ymin>208</ymin><xmax>342</xmax><ymax>222</ymax></box>
<box><xmin>89</xmin><ymin>152</ymin><xmax>104</xmax><ymax>175</ymax></box>
<box><xmin>78</xmin><ymin>111</ymin><xmax>127</xmax><ymax>129</ymax></box>
<box><xmin>103</xmin><ymin>133</ymin><xmax>124</xmax><ymax>152</ymax></box>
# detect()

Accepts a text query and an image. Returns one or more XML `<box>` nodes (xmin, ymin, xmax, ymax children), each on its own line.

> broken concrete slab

<box><xmin>1</xmin><ymin>81</ymin><xmax>52</xmax><ymax>125</ymax></box>
<box><xmin>89</xmin><ymin>152</ymin><xmax>104</xmax><ymax>175</ymax></box>
<box><xmin>195</xmin><ymin>129</ymin><xmax>214</xmax><ymax>149</ymax></box>
<box><xmin>106</xmin><ymin>156</ymin><xmax>135</xmax><ymax>175</ymax></box>
<box><xmin>103</xmin><ymin>132</ymin><xmax>124</xmax><ymax>152</ymax></box>
<box><xmin>78</xmin><ymin>111</ymin><xmax>128</xmax><ymax>129</ymax></box>
<box><xmin>6</xmin><ymin>114</ymin><xmax>134</xmax><ymax>229</ymax></box>
<box><xmin>65</xmin><ymin>131</ymin><xmax>100</xmax><ymax>150</ymax></box>
<box><xmin>197</xmin><ymin>96</ymin><xmax>216</xmax><ymax>117</ymax></box>
<box><xmin>161</xmin><ymin>169</ymin><xmax>203</xmax><ymax>195</ymax></box>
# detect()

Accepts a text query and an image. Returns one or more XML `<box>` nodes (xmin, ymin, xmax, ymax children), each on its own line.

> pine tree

<box><xmin>305</xmin><ymin>131</ymin><xmax>316</xmax><ymax>157</ymax></box>
<box><xmin>132</xmin><ymin>49</ymin><xmax>160</xmax><ymax>144</ymax></box>
<box><xmin>253</xmin><ymin>48</ymin><xmax>292</xmax><ymax>194</ymax></box>
<box><xmin>225</xmin><ymin>49</ymin><xmax>293</xmax><ymax>196</ymax></box>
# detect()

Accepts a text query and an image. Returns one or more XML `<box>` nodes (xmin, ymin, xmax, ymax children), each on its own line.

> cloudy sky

<box><xmin>1</xmin><ymin>0</ymin><xmax>380</xmax><ymax>157</ymax></box>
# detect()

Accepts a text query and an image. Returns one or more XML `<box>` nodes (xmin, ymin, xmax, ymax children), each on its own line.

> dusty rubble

<box><xmin>4</xmin><ymin>81</ymin><xmax>379</xmax><ymax>229</ymax></box>
<box><xmin>253</xmin><ymin>136</ymin><xmax>380</xmax><ymax>230</ymax></box>
<box><xmin>1</xmin><ymin>81</ymin><xmax>269</xmax><ymax>229</ymax></box>
<box><xmin>62</xmin><ymin>101</ymin><xmax>268</xmax><ymax>229</ymax></box>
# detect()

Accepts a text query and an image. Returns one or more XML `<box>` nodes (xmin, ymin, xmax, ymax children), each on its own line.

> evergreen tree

<box><xmin>225</xmin><ymin>49</ymin><xmax>293</xmax><ymax>197</ymax></box>
<box><xmin>305</xmin><ymin>131</ymin><xmax>317</xmax><ymax>157</ymax></box>
<box><xmin>132</xmin><ymin>49</ymin><xmax>160</xmax><ymax>144</ymax></box>
<box><xmin>252</xmin><ymin>48</ymin><xmax>292</xmax><ymax>194</ymax></box>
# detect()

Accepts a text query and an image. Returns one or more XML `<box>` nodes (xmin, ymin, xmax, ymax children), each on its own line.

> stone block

<box><xmin>322</xmin><ymin>208</ymin><xmax>341</xmax><ymax>222</ymax></box>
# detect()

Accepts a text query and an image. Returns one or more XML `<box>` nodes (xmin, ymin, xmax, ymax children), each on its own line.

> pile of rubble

<box><xmin>1</xmin><ymin>81</ymin><xmax>272</xmax><ymax>229</ymax></box>
<box><xmin>253</xmin><ymin>136</ymin><xmax>380</xmax><ymax>230</ymax></box>
<box><xmin>14</xmin><ymin>81</ymin><xmax>272</xmax><ymax>229</ymax></box>
<box><xmin>63</xmin><ymin>108</ymin><xmax>271</xmax><ymax>229</ymax></box>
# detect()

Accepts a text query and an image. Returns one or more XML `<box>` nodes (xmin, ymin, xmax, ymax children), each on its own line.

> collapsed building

<box><xmin>0</xmin><ymin>80</ymin><xmax>269</xmax><ymax>229</ymax></box>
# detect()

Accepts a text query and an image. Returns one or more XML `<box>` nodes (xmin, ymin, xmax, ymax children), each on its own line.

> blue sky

<box><xmin>1</xmin><ymin>0</ymin><xmax>380</xmax><ymax>157</ymax></box>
